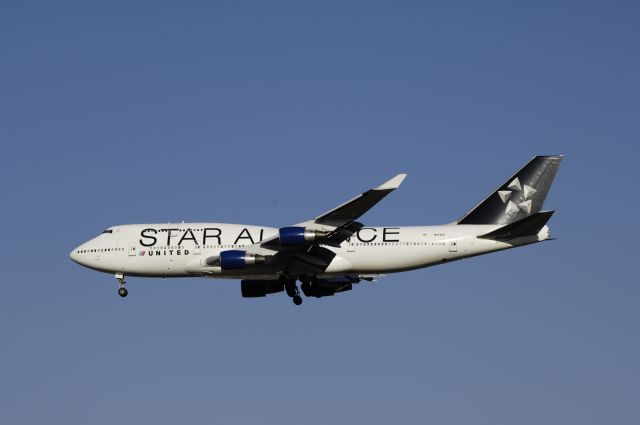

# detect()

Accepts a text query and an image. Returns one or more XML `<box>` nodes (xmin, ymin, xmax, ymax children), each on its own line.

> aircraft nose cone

<box><xmin>70</xmin><ymin>247</ymin><xmax>81</xmax><ymax>264</ymax></box>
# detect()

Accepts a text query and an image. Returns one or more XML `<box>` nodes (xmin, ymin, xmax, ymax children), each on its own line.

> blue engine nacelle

<box><xmin>219</xmin><ymin>250</ymin><xmax>268</xmax><ymax>270</ymax></box>
<box><xmin>279</xmin><ymin>226</ymin><xmax>326</xmax><ymax>246</ymax></box>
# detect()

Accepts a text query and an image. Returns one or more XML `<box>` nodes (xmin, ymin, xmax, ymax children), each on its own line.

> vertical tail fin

<box><xmin>458</xmin><ymin>155</ymin><xmax>563</xmax><ymax>225</ymax></box>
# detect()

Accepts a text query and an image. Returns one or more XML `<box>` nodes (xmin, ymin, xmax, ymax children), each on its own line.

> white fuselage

<box><xmin>70</xmin><ymin>223</ymin><xmax>550</xmax><ymax>279</ymax></box>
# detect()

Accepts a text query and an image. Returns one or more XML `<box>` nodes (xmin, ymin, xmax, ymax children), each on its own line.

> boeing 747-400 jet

<box><xmin>70</xmin><ymin>156</ymin><xmax>563</xmax><ymax>305</ymax></box>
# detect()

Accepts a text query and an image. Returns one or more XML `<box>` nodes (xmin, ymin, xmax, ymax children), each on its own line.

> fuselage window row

<box><xmin>76</xmin><ymin>241</ymin><xmax>447</xmax><ymax>255</ymax></box>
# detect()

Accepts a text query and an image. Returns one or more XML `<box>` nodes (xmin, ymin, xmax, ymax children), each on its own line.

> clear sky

<box><xmin>1</xmin><ymin>1</ymin><xmax>638</xmax><ymax>424</ymax></box>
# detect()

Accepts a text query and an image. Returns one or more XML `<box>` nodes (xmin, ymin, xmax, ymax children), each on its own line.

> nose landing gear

<box><xmin>115</xmin><ymin>273</ymin><xmax>127</xmax><ymax>298</ymax></box>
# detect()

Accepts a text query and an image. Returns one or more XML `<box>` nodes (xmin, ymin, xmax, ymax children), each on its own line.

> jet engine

<box><xmin>279</xmin><ymin>226</ymin><xmax>327</xmax><ymax>246</ymax></box>
<box><xmin>219</xmin><ymin>250</ymin><xmax>269</xmax><ymax>270</ymax></box>
<box><xmin>241</xmin><ymin>279</ymin><xmax>285</xmax><ymax>297</ymax></box>
<box><xmin>300</xmin><ymin>278</ymin><xmax>353</xmax><ymax>298</ymax></box>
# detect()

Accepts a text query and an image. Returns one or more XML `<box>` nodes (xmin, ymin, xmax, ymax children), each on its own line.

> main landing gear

<box><xmin>116</xmin><ymin>273</ymin><xmax>128</xmax><ymax>298</ymax></box>
<box><xmin>281</xmin><ymin>275</ymin><xmax>302</xmax><ymax>306</ymax></box>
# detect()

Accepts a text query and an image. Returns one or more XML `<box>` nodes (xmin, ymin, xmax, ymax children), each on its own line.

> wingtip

<box><xmin>535</xmin><ymin>154</ymin><xmax>565</xmax><ymax>160</ymax></box>
<box><xmin>375</xmin><ymin>173</ymin><xmax>407</xmax><ymax>190</ymax></box>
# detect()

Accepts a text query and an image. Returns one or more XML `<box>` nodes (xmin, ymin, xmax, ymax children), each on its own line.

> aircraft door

<box><xmin>116</xmin><ymin>239</ymin><xmax>125</xmax><ymax>255</ymax></box>
<box><xmin>187</xmin><ymin>226</ymin><xmax>201</xmax><ymax>255</ymax></box>
<box><xmin>347</xmin><ymin>237</ymin><xmax>355</xmax><ymax>252</ymax></box>
<box><xmin>449</xmin><ymin>240</ymin><xmax>458</xmax><ymax>252</ymax></box>
<box><xmin>178</xmin><ymin>225</ymin><xmax>200</xmax><ymax>255</ymax></box>
<box><xmin>128</xmin><ymin>242</ymin><xmax>137</xmax><ymax>256</ymax></box>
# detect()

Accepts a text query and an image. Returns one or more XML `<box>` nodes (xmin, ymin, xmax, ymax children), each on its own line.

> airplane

<box><xmin>70</xmin><ymin>155</ymin><xmax>563</xmax><ymax>305</ymax></box>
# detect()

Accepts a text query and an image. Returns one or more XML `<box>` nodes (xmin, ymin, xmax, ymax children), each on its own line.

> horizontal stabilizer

<box><xmin>478</xmin><ymin>211</ymin><xmax>554</xmax><ymax>241</ymax></box>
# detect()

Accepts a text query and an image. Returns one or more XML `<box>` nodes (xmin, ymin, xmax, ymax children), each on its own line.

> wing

<box><xmin>313</xmin><ymin>173</ymin><xmax>407</xmax><ymax>226</ymax></box>
<box><xmin>261</xmin><ymin>173</ymin><xmax>407</xmax><ymax>249</ymax></box>
<box><xmin>207</xmin><ymin>174</ymin><xmax>406</xmax><ymax>281</ymax></box>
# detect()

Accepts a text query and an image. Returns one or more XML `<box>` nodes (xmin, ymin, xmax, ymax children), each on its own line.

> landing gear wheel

<box><xmin>292</xmin><ymin>295</ymin><xmax>303</xmax><ymax>305</ymax></box>
<box><xmin>118</xmin><ymin>287</ymin><xmax>128</xmax><ymax>297</ymax></box>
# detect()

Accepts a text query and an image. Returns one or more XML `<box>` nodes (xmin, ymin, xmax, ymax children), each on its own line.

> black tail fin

<box><xmin>477</xmin><ymin>211</ymin><xmax>554</xmax><ymax>241</ymax></box>
<box><xmin>458</xmin><ymin>155</ymin><xmax>563</xmax><ymax>225</ymax></box>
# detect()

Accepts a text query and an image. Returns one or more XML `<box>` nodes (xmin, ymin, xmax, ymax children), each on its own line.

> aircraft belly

<box><xmin>345</xmin><ymin>247</ymin><xmax>438</xmax><ymax>273</ymax></box>
<box><xmin>119</xmin><ymin>253</ymin><xmax>193</xmax><ymax>277</ymax></box>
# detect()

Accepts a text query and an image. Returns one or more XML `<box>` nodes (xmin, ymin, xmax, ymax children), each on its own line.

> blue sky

<box><xmin>1</xmin><ymin>1</ymin><xmax>638</xmax><ymax>424</ymax></box>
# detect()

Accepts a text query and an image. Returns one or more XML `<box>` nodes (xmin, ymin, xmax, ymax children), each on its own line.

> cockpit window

<box><xmin>102</xmin><ymin>229</ymin><xmax>113</xmax><ymax>234</ymax></box>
